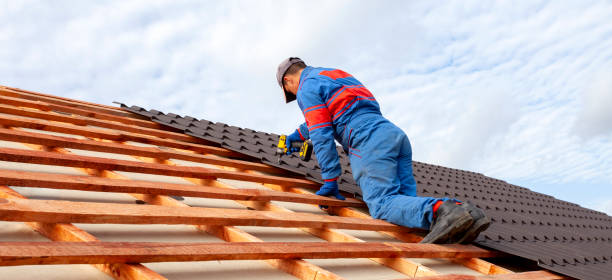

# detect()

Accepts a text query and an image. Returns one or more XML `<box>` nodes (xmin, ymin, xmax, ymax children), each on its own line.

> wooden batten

<box><xmin>0</xmin><ymin>197</ymin><xmax>410</xmax><ymax>231</ymax></box>
<box><xmin>0</xmin><ymin>186</ymin><xmax>167</xmax><ymax>280</ymax></box>
<box><xmin>0</xmin><ymin>147</ymin><xmax>318</xmax><ymax>188</ymax></box>
<box><xmin>0</xmin><ymin>169</ymin><xmax>362</xmax><ymax>207</ymax></box>
<box><xmin>0</xmin><ymin>127</ymin><xmax>286</xmax><ymax>175</ymax></box>
<box><xmin>0</xmin><ymin>241</ymin><xmax>496</xmax><ymax>266</ymax></box>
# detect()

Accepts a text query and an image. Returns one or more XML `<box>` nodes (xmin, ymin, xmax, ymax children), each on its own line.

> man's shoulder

<box><xmin>305</xmin><ymin>67</ymin><xmax>348</xmax><ymax>79</ymax></box>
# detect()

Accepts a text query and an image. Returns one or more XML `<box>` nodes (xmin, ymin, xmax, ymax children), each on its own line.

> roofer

<box><xmin>276</xmin><ymin>57</ymin><xmax>490</xmax><ymax>243</ymax></box>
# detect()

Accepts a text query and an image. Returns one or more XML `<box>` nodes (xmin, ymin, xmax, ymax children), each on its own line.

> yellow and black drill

<box><xmin>276</xmin><ymin>135</ymin><xmax>313</xmax><ymax>162</ymax></box>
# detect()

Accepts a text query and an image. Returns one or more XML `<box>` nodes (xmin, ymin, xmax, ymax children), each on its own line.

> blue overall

<box><xmin>294</xmin><ymin>66</ymin><xmax>444</xmax><ymax>229</ymax></box>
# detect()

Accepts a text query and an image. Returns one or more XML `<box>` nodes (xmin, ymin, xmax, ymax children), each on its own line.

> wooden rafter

<box><xmin>0</xmin><ymin>127</ymin><xmax>286</xmax><ymax>175</ymax></box>
<box><xmin>5</xmin><ymin>129</ymin><xmax>343</xmax><ymax>280</ymax></box>
<box><xmin>0</xmin><ymin>186</ymin><xmax>166</xmax><ymax>280</ymax></box>
<box><xmin>0</xmin><ymin>169</ymin><xmax>361</xmax><ymax>207</ymax></box>
<box><xmin>0</xmin><ymin>102</ymin><xmax>205</xmax><ymax>144</ymax></box>
<box><xmin>410</xmin><ymin>270</ymin><xmax>569</xmax><ymax>280</ymax></box>
<box><xmin>0</xmin><ymin>147</ymin><xmax>319</xmax><ymax>188</ymax></box>
<box><xmin>0</xmin><ymin>241</ymin><xmax>496</xmax><ymax>266</ymax></box>
<box><xmin>0</xmin><ymin>114</ymin><xmax>239</xmax><ymax>156</ymax></box>
<box><xmin>0</xmin><ymin>197</ymin><xmax>414</xmax><ymax>232</ymax></box>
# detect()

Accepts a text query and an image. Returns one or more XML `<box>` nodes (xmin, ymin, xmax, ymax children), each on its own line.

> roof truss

<box><xmin>0</xmin><ymin>85</ymin><xmax>568</xmax><ymax>280</ymax></box>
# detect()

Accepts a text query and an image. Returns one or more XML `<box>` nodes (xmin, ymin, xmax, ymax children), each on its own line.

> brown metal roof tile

<box><xmin>119</xmin><ymin>103</ymin><xmax>612</xmax><ymax>280</ymax></box>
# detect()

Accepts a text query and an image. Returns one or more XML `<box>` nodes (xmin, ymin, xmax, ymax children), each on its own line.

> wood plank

<box><xmin>11</xmin><ymin>138</ymin><xmax>343</xmax><ymax>280</ymax></box>
<box><xmin>451</xmin><ymin>257</ymin><xmax>513</xmax><ymax>275</ymax></box>
<box><xmin>0</xmin><ymin>127</ymin><xmax>286</xmax><ymax>175</ymax></box>
<box><xmin>202</xmin><ymin>169</ymin><xmax>438</xmax><ymax>277</ymax></box>
<box><xmin>0</xmin><ymin>186</ymin><xmax>167</xmax><ymax>280</ymax></box>
<box><xmin>0</xmin><ymin>147</ymin><xmax>318</xmax><ymax>188</ymax></box>
<box><xmin>0</xmin><ymin>102</ymin><xmax>208</xmax><ymax>145</ymax></box>
<box><xmin>0</xmin><ymin>197</ymin><xmax>408</xmax><ymax>232</ymax></box>
<box><xmin>2</xmin><ymin>86</ymin><xmax>128</xmax><ymax>112</ymax></box>
<box><xmin>89</xmin><ymin>151</ymin><xmax>343</xmax><ymax>280</ymax></box>
<box><xmin>0</xmin><ymin>94</ymin><xmax>161</xmax><ymax>129</ymax></box>
<box><xmin>0</xmin><ymin>114</ymin><xmax>239</xmax><ymax>157</ymax></box>
<box><xmin>132</xmin><ymin>153</ymin><xmax>438</xmax><ymax>278</ymax></box>
<box><xmin>0</xmin><ymin>169</ymin><xmax>362</xmax><ymax>207</ymax></box>
<box><xmin>249</xmin><ymin>171</ymin><xmax>515</xmax><ymax>275</ymax></box>
<box><xmin>0</xmin><ymin>87</ymin><xmax>136</xmax><ymax>118</ymax></box>
<box><xmin>411</xmin><ymin>270</ymin><xmax>568</xmax><ymax>280</ymax></box>
<box><xmin>0</xmin><ymin>241</ymin><xmax>497</xmax><ymax>266</ymax></box>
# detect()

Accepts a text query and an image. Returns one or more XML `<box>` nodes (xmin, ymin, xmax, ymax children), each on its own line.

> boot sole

<box><xmin>420</xmin><ymin>212</ymin><xmax>473</xmax><ymax>244</ymax></box>
<box><xmin>457</xmin><ymin>216</ymin><xmax>491</xmax><ymax>244</ymax></box>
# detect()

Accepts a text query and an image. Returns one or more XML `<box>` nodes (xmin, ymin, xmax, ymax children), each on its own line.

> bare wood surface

<box><xmin>0</xmin><ymin>241</ymin><xmax>497</xmax><ymax>266</ymax></box>
<box><xmin>3</xmin><ymin>130</ymin><xmax>344</xmax><ymax>280</ymax></box>
<box><xmin>0</xmin><ymin>169</ymin><xmax>362</xmax><ymax>207</ymax></box>
<box><xmin>0</xmin><ymin>197</ymin><xmax>411</xmax><ymax>231</ymax></box>
<box><xmin>0</xmin><ymin>87</ymin><xmax>136</xmax><ymax>118</ymax></box>
<box><xmin>0</xmin><ymin>147</ymin><xmax>318</xmax><ymax>188</ymax></box>
<box><xmin>0</xmin><ymin>94</ymin><xmax>161</xmax><ymax>129</ymax></box>
<box><xmin>0</xmin><ymin>87</ymin><xmax>507</xmax><ymax>278</ymax></box>
<box><xmin>0</xmin><ymin>186</ymin><xmax>166</xmax><ymax>280</ymax></box>
<box><xmin>451</xmin><ymin>258</ymin><xmax>513</xmax><ymax>275</ymax></box>
<box><xmin>0</xmin><ymin>102</ymin><xmax>210</xmax><ymax>145</ymax></box>
<box><xmin>410</xmin><ymin>270</ymin><xmax>569</xmax><ymax>280</ymax></box>
<box><xmin>0</xmin><ymin>114</ymin><xmax>239</xmax><ymax>157</ymax></box>
<box><xmin>0</xmin><ymin>127</ymin><xmax>286</xmax><ymax>175</ymax></box>
<box><xmin>1</xmin><ymin>86</ymin><xmax>128</xmax><ymax>112</ymax></box>
<box><xmin>208</xmin><ymin>169</ymin><xmax>438</xmax><ymax>277</ymax></box>
<box><xmin>252</xmin><ymin>172</ymin><xmax>515</xmax><ymax>275</ymax></box>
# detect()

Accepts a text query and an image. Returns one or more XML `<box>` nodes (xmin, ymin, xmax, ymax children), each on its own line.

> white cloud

<box><xmin>1</xmin><ymin>0</ymin><xmax>611</xmax><ymax>210</ymax></box>
<box><xmin>574</xmin><ymin>71</ymin><xmax>612</xmax><ymax>138</ymax></box>
<box><xmin>591</xmin><ymin>199</ymin><xmax>612</xmax><ymax>216</ymax></box>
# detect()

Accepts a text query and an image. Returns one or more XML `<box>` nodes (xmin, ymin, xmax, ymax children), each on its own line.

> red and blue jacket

<box><xmin>295</xmin><ymin>66</ymin><xmax>382</xmax><ymax>181</ymax></box>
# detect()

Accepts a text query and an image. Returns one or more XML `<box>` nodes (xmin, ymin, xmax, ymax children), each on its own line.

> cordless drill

<box><xmin>276</xmin><ymin>135</ymin><xmax>313</xmax><ymax>162</ymax></box>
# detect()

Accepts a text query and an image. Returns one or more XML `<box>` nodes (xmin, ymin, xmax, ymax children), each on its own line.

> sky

<box><xmin>1</xmin><ymin>0</ymin><xmax>611</xmax><ymax>214</ymax></box>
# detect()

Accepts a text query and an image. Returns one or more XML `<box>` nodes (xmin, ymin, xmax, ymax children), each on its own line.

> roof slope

<box><xmin>2</xmin><ymin>85</ymin><xmax>546</xmax><ymax>280</ymax></box>
<box><xmin>120</xmin><ymin>104</ymin><xmax>612</xmax><ymax>280</ymax></box>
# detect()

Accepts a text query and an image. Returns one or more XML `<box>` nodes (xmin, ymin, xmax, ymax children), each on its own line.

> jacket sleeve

<box><xmin>297</xmin><ymin>79</ymin><xmax>341</xmax><ymax>181</ymax></box>
<box><xmin>297</xmin><ymin>122</ymin><xmax>309</xmax><ymax>140</ymax></box>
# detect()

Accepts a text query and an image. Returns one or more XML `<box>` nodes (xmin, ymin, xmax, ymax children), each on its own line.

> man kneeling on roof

<box><xmin>276</xmin><ymin>57</ymin><xmax>490</xmax><ymax>244</ymax></box>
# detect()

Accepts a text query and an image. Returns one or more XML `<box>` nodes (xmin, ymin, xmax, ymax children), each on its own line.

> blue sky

<box><xmin>1</xmin><ymin>1</ymin><xmax>611</xmax><ymax>214</ymax></box>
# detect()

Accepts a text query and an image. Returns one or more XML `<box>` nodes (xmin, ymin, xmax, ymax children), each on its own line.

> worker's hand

<box><xmin>285</xmin><ymin>129</ymin><xmax>302</xmax><ymax>155</ymax></box>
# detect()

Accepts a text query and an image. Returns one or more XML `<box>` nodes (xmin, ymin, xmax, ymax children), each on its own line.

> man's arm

<box><xmin>297</xmin><ymin>80</ymin><xmax>341</xmax><ymax>181</ymax></box>
<box><xmin>297</xmin><ymin>122</ymin><xmax>309</xmax><ymax>140</ymax></box>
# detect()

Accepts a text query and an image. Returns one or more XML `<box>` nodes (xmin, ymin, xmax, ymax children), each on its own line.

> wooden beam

<box><xmin>1</xmin><ymin>86</ymin><xmax>128</xmax><ymax>112</ymax></box>
<box><xmin>0</xmin><ymin>114</ymin><xmax>239</xmax><ymax>157</ymax></box>
<box><xmin>0</xmin><ymin>87</ymin><xmax>136</xmax><ymax>118</ymax></box>
<box><xmin>0</xmin><ymin>241</ymin><xmax>497</xmax><ymax>266</ymax></box>
<box><xmin>0</xmin><ymin>147</ymin><xmax>318</xmax><ymax>188</ymax></box>
<box><xmin>0</xmin><ymin>127</ymin><xmax>287</xmax><ymax>175</ymax></box>
<box><xmin>0</xmin><ymin>94</ymin><xmax>161</xmax><ymax>129</ymax></box>
<box><xmin>5</xmin><ymin>132</ymin><xmax>343</xmax><ymax>280</ymax></box>
<box><xmin>0</xmin><ymin>197</ymin><xmax>410</xmax><ymax>232</ymax></box>
<box><xmin>0</xmin><ymin>186</ymin><xmax>166</xmax><ymax>280</ymax></box>
<box><xmin>410</xmin><ymin>270</ymin><xmax>569</xmax><ymax>280</ymax></box>
<box><xmin>199</xmin><ymin>167</ymin><xmax>438</xmax><ymax>277</ymax></box>
<box><xmin>0</xmin><ymin>102</ymin><xmax>208</xmax><ymax>145</ymax></box>
<box><xmin>0</xmin><ymin>169</ymin><xmax>362</xmax><ymax>207</ymax></box>
<box><xmin>249</xmin><ymin>171</ymin><xmax>514</xmax><ymax>275</ymax></box>
<box><xmin>451</xmin><ymin>258</ymin><xmax>513</xmax><ymax>275</ymax></box>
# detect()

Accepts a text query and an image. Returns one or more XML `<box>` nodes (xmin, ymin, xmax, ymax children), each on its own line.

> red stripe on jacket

<box><xmin>304</xmin><ymin>107</ymin><xmax>332</xmax><ymax>130</ymax></box>
<box><xmin>327</xmin><ymin>87</ymin><xmax>375</xmax><ymax>118</ymax></box>
<box><xmin>319</xmin><ymin>69</ymin><xmax>352</xmax><ymax>80</ymax></box>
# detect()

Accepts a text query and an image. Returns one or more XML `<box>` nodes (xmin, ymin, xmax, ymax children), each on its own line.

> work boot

<box><xmin>420</xmin><ymin>200</ymin><xmax>474</xmax><ymax>244</ymax></box>
<box><xmin>452</xmin><ymin>202</ymin><xmax>491</xmax><ymax>244</ymax></box>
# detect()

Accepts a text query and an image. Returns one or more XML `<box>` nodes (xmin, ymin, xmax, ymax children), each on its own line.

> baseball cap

<box><xmin>276</xmin><ymin>57</ymin><xmax>304</xmax><ymax>103</ymax></box>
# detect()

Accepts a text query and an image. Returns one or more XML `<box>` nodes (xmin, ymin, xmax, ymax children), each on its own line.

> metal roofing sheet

<box><xmin>119</xmin><ymin>104</ymin><xmax>612</xmax><ymax>280</ymax></box>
